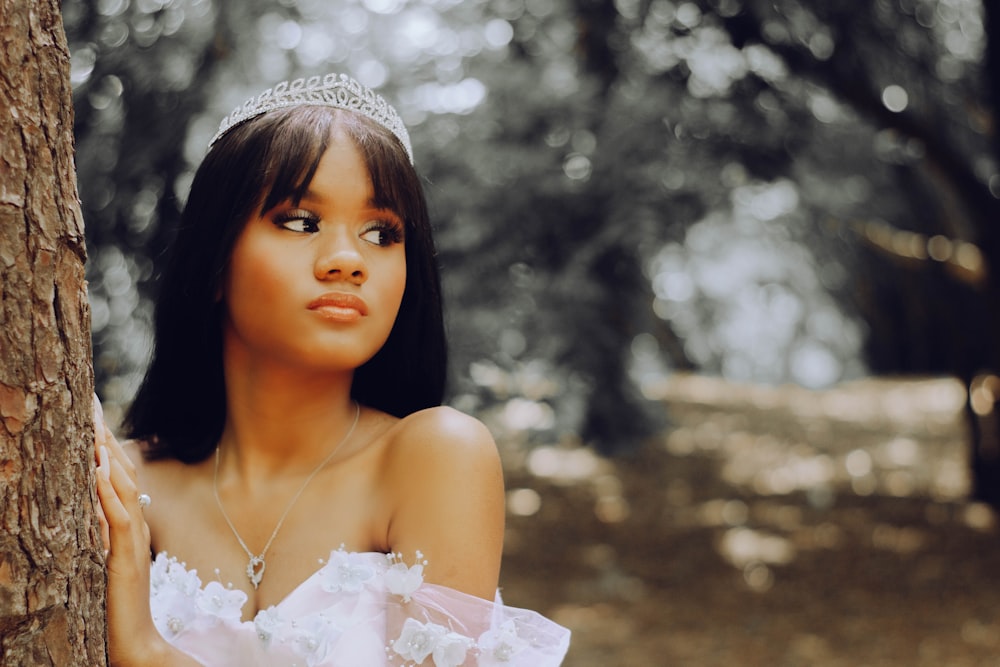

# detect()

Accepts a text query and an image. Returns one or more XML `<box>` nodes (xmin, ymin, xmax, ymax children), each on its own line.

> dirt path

<box><xmin>495</xmin><ymin>376</ymin><xmax>1000</xmax><ymax>666</ymax></box>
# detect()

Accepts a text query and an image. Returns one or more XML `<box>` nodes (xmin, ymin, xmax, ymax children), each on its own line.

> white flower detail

<box><xmin>288</xmin><ymin>615</ymin><xmax>340</xmax><ymax>667</ymax></box>
<box><xmin>150</xmin><ymin>553</ymin><xmax>202</xmax><ymax>597</ymax></box>
<box><xmin>253</xmin><ymin>606</ymin><xmax>283</xmax><ymax>646</ymax></box>
<box><xmin>149</xmin><ymin>554</ymin><xmax>201</xmax><ymax>637</ymax></box>
<box><xmin>195</xmin><ymin>581</ymin><xmax>246</xmax><ymax>622</ymax></box>
<box><xmin>477</xmin><ymin>620</ymin><xmax>528</xmax><ymax>665</ymax></box>
<box><xmin>320</xmin><ymin>550</ymin><xmax>376</xmax><ymax>594</ymax></box>
<box><xmin>432</xmin><ymin>632</ymin><xmax>473</xmax><ymax>667</ymax></box>
<box><xmin>149</xmin><ymin>553</ymin><xmax>172</xmax><ymax>589</ymax></box>
<box><xmin>391</xmin><ymin>618</ymin><xmax>446</xmax><ymax>664</ymax></box>
<box><xmin>384</xmin><ymin>555</ymin><xmax>424</xmax><ymax>602</ymax></box>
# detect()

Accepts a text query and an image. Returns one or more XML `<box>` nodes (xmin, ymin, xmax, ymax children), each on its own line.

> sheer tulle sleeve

<box><xmin>382</xmin><ymin>553</ymin><xmax>570</xmax><ymax>666</ymax></box>
<box><xmin>150</xmin><ymin>550</ymin><xmax>570</xmax><ymax>667</ymax></box>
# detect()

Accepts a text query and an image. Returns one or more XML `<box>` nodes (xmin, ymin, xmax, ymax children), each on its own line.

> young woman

<box><xmin>93</xmin><ymin>73</ymin><xmax>570</xmax><ymax>666</ymax></box>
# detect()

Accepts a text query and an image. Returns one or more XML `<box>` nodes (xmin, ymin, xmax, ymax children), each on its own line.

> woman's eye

<box><xmin>361</xmin><ymin>221</ymin><xmax>404</xmax><ymax>247</ymax></box>
<box><xmin>274</xmin><ymin>210</ymin><xmax>320</xmax><ymax>233</ymax></box>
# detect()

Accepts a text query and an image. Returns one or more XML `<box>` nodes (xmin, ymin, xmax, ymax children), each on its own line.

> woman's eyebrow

<box><xmin>295</xmin><ymin>188</ymin><xmax>401</xmax><ymax>218</ymax></box>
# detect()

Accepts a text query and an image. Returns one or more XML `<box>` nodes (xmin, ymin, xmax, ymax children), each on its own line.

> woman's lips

<box><xmin>307</xmin><ymin>292</ymin><xmax>369</xmax><ymax>322</ymax></box>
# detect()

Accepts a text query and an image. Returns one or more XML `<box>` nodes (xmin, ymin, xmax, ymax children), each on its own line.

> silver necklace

<box><xmin>212</xmin><ymin>401</ymin><xmax>360</xmax><ymax>589</ymax></box>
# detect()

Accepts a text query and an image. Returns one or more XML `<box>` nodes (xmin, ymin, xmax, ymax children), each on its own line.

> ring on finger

<box><xmin>138</xmin><ymin>493</ymin><xmax>152</xmax><ymax>509</ymax></box>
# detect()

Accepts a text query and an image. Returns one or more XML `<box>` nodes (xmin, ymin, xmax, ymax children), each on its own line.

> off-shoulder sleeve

<box><xmin>384</xmin><ymin>560</ymin><xmax>570</xmax><ymax>667</ymax></box>
<box><xmin>383</xmin><ymin>564</ymin><xmax>571</xmax><ymax>666</ymax></box>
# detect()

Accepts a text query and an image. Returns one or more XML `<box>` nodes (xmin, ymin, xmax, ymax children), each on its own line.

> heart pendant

<box><xmin>247</xmin><ymin>556</ymin><xmax>266</xmax><ymax>589</ymax></box>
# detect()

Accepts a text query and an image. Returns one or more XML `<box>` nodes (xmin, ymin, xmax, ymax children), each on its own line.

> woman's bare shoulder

<box><xmin>377</xmin><ymin>404</ymin><xmax>505</xmax><ymax>514</ymax></box>
<box><xmin>379</xmin><ymin>406</ymin><xmax>505</xmax><ymax>598</ymax></box>
<box><xmin>384</xmin><ymin>405</ymin><xmax>500</xmax><ymax>469</ymax></box>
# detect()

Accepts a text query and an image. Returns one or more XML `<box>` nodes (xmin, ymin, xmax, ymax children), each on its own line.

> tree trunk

<box><xmin>0</xmin><ymin>0</ymin><xmax>105</xmax><ymax>664</ymax></box>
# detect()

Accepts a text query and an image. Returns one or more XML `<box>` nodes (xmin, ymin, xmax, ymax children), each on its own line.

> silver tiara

<box><xmin>209</xmin><ymin>73</ymin><xmax>413</xmax><ymax>163</ymax></box>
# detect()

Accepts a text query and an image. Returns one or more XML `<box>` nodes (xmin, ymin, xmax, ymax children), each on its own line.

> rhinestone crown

<box><xmin>209</xmin><ymin>73</ymin><xmax>413</xmax><ymax>163</ymax></box>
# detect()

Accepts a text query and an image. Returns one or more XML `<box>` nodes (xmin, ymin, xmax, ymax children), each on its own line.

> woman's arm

<box><xmin>383</xmin><ymin>406</ymin><xmax>506</xmax><ymax>600</ymax></box>
<box><xmin>93</xmin><ymin>397</ymin><xmax>204</xmax><ymax>667</ymax></box>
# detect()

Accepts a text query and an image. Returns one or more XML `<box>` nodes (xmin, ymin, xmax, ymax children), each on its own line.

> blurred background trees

<box><xmin>68</xmin><ymin>0</ymin><xmax>999</xmax><ymax>500</ymax></box>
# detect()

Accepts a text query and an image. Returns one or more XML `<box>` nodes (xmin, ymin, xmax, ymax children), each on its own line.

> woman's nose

<box><xmin>314</xmin><ymin>231</ymin><xmax>366</xmax><ymax>284</ymax></box>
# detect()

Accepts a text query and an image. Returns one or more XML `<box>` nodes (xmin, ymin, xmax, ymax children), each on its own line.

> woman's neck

<box><xmin>219</xmin><ymin>351</ymin><xmax>359</xmax><ymax>481</ymax></box>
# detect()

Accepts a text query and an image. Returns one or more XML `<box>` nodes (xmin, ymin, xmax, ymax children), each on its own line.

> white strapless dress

<box><xmin>149</xmin><ymin>549</ymin><xmax>570</xmax><ymax>666</ymax></box>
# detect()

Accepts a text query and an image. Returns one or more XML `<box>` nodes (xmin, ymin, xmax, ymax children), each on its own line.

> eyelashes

<box><xmin>361</xmin><ymin>220</ymin><xmax>404</xmax><ymax>247</ymax></box>
<box><xmin>273</xmin><ymin>209</ymin><xmax>321</xmax><ymax>233</ymax></box>
<box><xmin>271</xmin><ymin>209</ymin><xmax>404</xmax><ymax>246</ymax></box>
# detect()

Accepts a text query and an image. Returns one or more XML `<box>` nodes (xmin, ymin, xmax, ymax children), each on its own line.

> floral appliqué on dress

<box><xmin>149</xmin><ymin>548</ymin><xmax>570</xmax><ymax>667</ymax></box>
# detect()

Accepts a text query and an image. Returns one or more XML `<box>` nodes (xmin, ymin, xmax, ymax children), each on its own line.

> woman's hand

<box><xmin>92</xmin><ymin>396</ymin><xmax>165</xmax><ymax>666</ymax></box>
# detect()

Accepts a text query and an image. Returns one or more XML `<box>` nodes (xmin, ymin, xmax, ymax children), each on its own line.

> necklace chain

<box><xmin>212</xmin><ymin>401</ymin><xmax>361</xmax><ymax>590</ymax></box>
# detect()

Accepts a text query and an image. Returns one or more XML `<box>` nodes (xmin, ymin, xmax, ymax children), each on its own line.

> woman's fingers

<box><xmin>94</xmin><ymin>395</ymin><xmax>140</xmax><ymax>544</ymax></box>
<box><xmin>97</xmin><ymin>500</ymin><xmax>111</xmax><ymax>554</ymax></box>
<box><xmin>93</xmin><ymin>395</ymin><xmax>150</xmax><ymax>561</ymax></box>
<box><xmin>96</xmin><ymin>442</ymin><xmax>150</xmax><ymax>561</ymax></box>
<box><xmin>96</xmin><ymin>445</ymin><xmax>129</xmax><ymax>539</ymax></box>
<box><xmin>93</xmin><ymin>394</ymin><xmax>106</xmax><ymax>463</ymax></box>
<box><xmin>93</xmin><ymin>396</ymin><xmax>137</xmax><ymax>479</ymax></box>
<box><xmin>96</xmin><ymin>443</ymin><xmax>112</xmax><ymax>551</ymax></box>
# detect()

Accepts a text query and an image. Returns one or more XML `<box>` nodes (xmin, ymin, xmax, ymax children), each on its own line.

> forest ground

<box><xmin>494</xmin><ymin>374</ymin><xmax>1000</xmax><ymax>667</ymax></box>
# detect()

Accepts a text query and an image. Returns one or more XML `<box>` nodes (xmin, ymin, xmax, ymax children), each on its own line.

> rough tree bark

<box><xmin>0</xmin><ymin>0</ymin><xmax>105</xmax><ymax>664</ymax></box>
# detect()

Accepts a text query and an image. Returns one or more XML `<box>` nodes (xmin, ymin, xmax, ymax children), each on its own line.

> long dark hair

<box><xmin>125</xmin><ymin>105</ymin><xmax>446</xmax><ymax>463</ymax></box>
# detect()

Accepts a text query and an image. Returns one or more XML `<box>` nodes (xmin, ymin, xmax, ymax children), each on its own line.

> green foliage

<box><xmin>71</xmin><ymin>0</ymin><xmax>997</xmax><ymax>452</ymax></box>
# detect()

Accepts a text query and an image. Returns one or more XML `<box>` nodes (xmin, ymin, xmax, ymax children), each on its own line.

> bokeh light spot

<box><xmin>507</xmin><ymin>488</ymin><xmax>542</xmax><ymax>516</ymax></box>
<box><xmin>882</xmin><ymin>85</ymin><xmax>909</xmax><ymax>112</ymax></box>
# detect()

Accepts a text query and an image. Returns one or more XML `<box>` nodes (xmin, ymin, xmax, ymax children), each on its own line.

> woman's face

<box><xmin>221</xmin><ymin>132</ymin><xmax>407</xmax><ymax>373</ymax></box>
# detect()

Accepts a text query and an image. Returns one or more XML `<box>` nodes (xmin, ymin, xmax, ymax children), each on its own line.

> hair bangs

<box><xmin>255</xmin><ymin>107</ymin><xmax>336</xmax><ymax>215</ymax></box>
